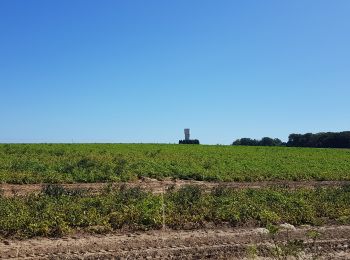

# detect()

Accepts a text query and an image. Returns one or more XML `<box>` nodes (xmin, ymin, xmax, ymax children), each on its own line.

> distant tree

<box><xmin>233</xmin><ymin>131</ymin><xmax>350</xmax><ymax>148</ymax></box>
<box><xmin>232</xmin><ymin>139</ymin><xmax>241</xmax><ymax>145</ymax></box>
<box><xmin>240</xmin><ymin>138</ymin><xmax>259</xmax><ymax>146</ymax></box>
<box><xmin>273</xmin><ymin>138</ymin><xmax>284</xmax><ymax>146</ymax></box>
<box><xmin>287</xmin><ymin>131</ymin><xmax>350</xmax><ymax>148</ymax></box>
<box><xmin>232</xmin><ymin>137</ymin><xmax>283</xmax><ymax>147</ymax></box>
<box><xmin>260</xmin><ymin>137</ymin><xmax>274</xmax><ymax>146</ymax></box>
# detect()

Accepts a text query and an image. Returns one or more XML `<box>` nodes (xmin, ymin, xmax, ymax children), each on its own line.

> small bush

<box><xmin>42</xmin><ymin>184</ymin><xmax>66</xmax><ymax>197</ymax></box>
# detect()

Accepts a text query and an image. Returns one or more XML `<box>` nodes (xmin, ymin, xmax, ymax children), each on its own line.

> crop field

<box><xmin>1</xmin><ymin>185</ymin><xmax>350</xmax><ymax>238</ymax></box>
<box><xmin>1</xmin><ymin>143</ymin><xmax>350</xmax><ymax>183</ymax></box>
<box><xmin>0</xmin><ymin>143</ymin><xmax>349</xmax><ymax>259</ymax></box>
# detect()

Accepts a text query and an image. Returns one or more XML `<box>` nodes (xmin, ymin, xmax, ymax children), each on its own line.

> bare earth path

<box><xmin>1</xmin><ymin>179</ymin><xmax>350</xmax><ymax>197</ymax></box>
<box><xmin>1</xmin><ymin>226</ymin><xmax>349</xmax><ymax>259</ymax></box>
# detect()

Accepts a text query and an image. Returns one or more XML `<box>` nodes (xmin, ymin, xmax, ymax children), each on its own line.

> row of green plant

<box><xmin>0</xmin><ymin>185</ymin><xmax>349</xmax><ymax>238</ymax></box>
<box><xmin>1</xmin><ymin>144</ymin><xmax>350</xmax><ymax>183</ymax></box>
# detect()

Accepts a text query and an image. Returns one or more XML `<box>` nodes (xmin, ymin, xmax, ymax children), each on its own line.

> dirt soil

<box><xmin>1</xmin><ymin>225</ymin><xmax>349</xmax><ymax>259</ymax></box>
<box><xmin>1</xmin><ymin>179</ymin><xmax>349</xmax><ymax>197</ymax></box>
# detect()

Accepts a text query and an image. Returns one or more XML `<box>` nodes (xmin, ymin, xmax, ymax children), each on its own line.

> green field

<box><xmin>1</xmin><ymin>144</ymin><xmax>350</xmax><ymax>184</ymax></box>
<box><xmin>1</xmin><ymin>185</ymin><xmax>349</xmax><ymax>237</ymax></box>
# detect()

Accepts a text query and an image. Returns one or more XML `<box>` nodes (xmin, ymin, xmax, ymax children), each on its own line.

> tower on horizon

<box><xmin>179</xmin><ymin>128</ymin><xmax>200</xmax><ymax>144</ymax></box>
<box><xmin>184</xmin><ymin>128</ymin><xmax>190</xmax><ymax>141</ymax></box>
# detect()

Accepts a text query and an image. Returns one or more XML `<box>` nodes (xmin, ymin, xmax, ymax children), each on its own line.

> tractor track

<box><xmin>1</xmin><ymin>226</ymin><xmax>349</xmax><ymax>259</ymax></box>
<box><xmin>1</xmin><ymin>179</ymin><xmax>349</xmax><ymax>197</ymax></box>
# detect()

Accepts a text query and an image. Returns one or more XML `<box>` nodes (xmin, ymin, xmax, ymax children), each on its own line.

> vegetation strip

<box><xmin>1</xmin><ymin>180</ymin><xmax>350</xmax><ymax>197</ymax></box>
<box><xmin>1</xmin><ymin>144</ymin><xmax>350</xmax><ymax>184</ymax></box>
<box><xmin>0</xmin><ymin>185</ymin><xmax>349</xmax><ymax>238</ymax></box>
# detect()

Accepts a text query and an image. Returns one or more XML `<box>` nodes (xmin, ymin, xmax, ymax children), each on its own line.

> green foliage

<box><xmin>266</xmin><ymin>224</ymin><xmax>304</xmax><ymax>259</ymax></box>
<box><xmin>0</xmin><ymin>186</ymin><xmax>349</xmax><ymax>238</ymax></box>
<box><xmin>0</xmin><ymin>144</ymin><xmax>349</xmax><ymax>183</ymax></box>
<box><xmin>42</xmin><ymin>184</ymin><xmax>86</xmax><ymax>197</ymax></box>
<box><xmin>307</xmin><ymin>229</ymin><xmax>322</xmax><ymax>259</ymax></box>
<box><xmin>165</xmin><ymin>185</ymin><xmax>211</xmax><ymax>228</ymax></box>
<box><xmin>232</xmin><ymin>137</ymin><xmax>283</xmax><ymax>146</ymax></box>
<box><xmin>288</xmin><ymin>131</ymin><xmax>350</xmax><ymax>148</ymax></box>
<box><xmin>246</xmin><ymin>245</ymin><xmax>258</xmax><ymax>259</ymax></box>
<box><xmin>42</xmin><ymin>184</ymin><xmax>66</xmax><ymax>197</ymax></box>
<box><xmin>266</xmin><ymin>223</ymin><xmax>280</xmax><ymax>236</ymax></box>
<box><xmin>260</xmin><ymin>210</ymin><xmax>281</xmax><ymax>225</ymax></box>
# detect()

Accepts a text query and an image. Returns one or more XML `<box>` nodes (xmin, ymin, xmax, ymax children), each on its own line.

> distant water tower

<box><xmin>179</xmin><ymin>128</ymin><xmax>199</xmax><ymax>144</ymax></box>
<box><xmin>184</xmin><ymin>128</ymin><xmax>190</xmax><ymax>141</ymax></box>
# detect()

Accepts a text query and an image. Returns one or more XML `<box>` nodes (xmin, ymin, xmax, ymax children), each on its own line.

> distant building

<box><xmin>179</xmin><ymin>128</ymin><xmax>200</xmax><ymax>144</ymax></box>
<box><xmin>184</xmin><ymin>128</ymin><xmax>190</xmax><ymax>141</ymax></box>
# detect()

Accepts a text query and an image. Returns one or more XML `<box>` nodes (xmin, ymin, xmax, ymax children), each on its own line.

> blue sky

<box><xmin>1</xmin><ymin>1</ymin><xmax>349</xmax><ymax>144</ymax></box>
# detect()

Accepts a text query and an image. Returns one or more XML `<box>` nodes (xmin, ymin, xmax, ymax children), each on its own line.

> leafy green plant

<box><xmin>0</xmin><ymin>144</ymin><xmax>349</xmax><ymax>184</ymax></box>
<box><xmin>0</xmin><ymin>186</ymin><xmax>349</xmax><ymax>238</ymax></box>
<box><xmin>307</xmin><ymin>229</ymin><xmax>322</xmax><ymax>259</ymax></box>
<box><xmin>246</xmin><ymin>244</ymin><xmax>258</xmax><ymax>259</ymax></box>
<box><xmin>266</xmin><ymin>224</ymin><xmax>303</xmax><ymax>260</ymax></box>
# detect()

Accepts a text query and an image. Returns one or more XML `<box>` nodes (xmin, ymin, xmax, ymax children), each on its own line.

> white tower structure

<box><xmin>184</xmin><ymin>128</ymin><xmax>190</xmax><ymax>141</ymax></box>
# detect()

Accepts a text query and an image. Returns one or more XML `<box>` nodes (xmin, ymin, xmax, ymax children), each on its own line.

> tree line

<box><xmin>232</xmin><ymin>137</ymin><xmax>284</xmax><ymax>146</ymax></box>
<box><xmin>232</xmin><ymin>131</ymin><xmax>350</xmax><ymax>148</ymax></box>
<box><xmin>179</xmin><ymin>139</ymin><xmax>200</xmax><ymax>144</ymax></box>
<box><xmin>287</xmin><ymin>131</ymin><xmax>350</xmax><ymax>148</ymax></box>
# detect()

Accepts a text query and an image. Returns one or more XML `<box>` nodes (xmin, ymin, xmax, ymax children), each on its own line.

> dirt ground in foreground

<box><xmin>1</xmin><ymin>225</ymin><xmax>349</xmax><ymax>259</ymax></box>
<box><xmin>1</xmin><ymin>179</ymin><xmax>349</xmax><ymax>197</ymax></box>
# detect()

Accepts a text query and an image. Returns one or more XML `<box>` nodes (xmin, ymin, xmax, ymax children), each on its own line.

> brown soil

<box><xmin>1</xmin><ymin>225</ymin><xmax>349</xmax><ymax>259</ymax></box>
<box><xmin>1</xmin><ymin>179</ymin><xmax>349</xmax><ymax>197</ymax></box>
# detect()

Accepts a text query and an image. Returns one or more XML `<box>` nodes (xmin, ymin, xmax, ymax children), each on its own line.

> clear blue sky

<box><xmin>1</xmin><ymin>1</ymin><xmax>349</xmax><ymax>144</ymax></box>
